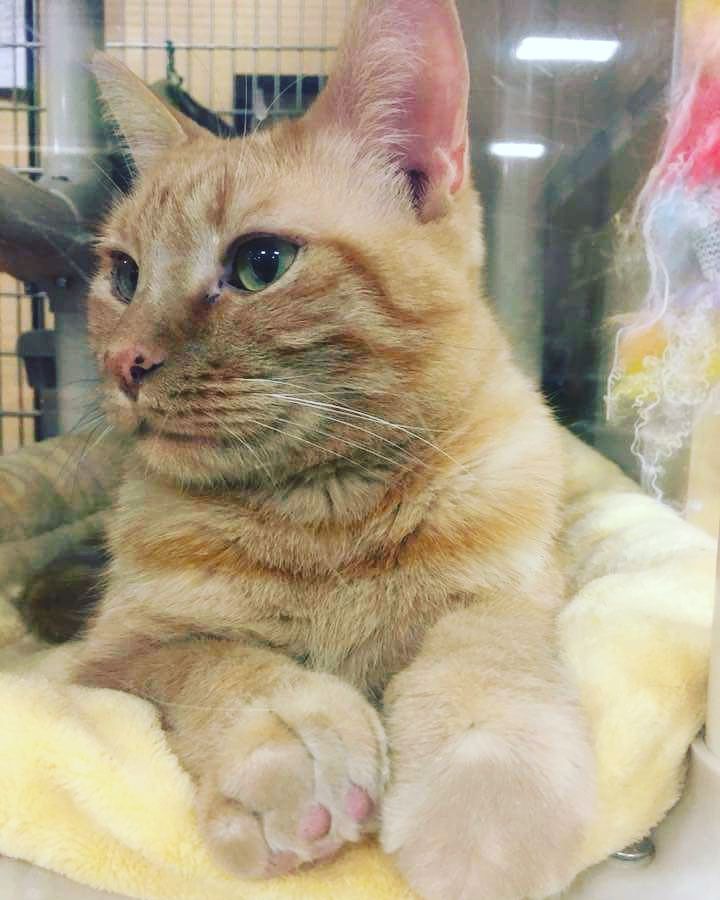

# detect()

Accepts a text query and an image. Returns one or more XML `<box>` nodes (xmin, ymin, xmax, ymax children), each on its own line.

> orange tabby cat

<box><xmin>76</xmin><ymin>2</ymin><xmax>595</xmax><ymax>898</ymax></box>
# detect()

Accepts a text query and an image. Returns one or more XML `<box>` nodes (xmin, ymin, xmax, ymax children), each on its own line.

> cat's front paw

<box><xmin>197</xmin><ymin>674</ymin><xmax>387</xmax><ymax>878</ymax></box>
<box><xmin>381</xmin><ymin>678</ymin><xmax>595</xmax><ymax>900</ymax></box>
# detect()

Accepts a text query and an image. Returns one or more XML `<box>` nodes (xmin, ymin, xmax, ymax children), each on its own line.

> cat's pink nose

<box><xmin>105</xmin><ymin>345</ymin><xmax>166</xmax><ymax>400</ymax></box>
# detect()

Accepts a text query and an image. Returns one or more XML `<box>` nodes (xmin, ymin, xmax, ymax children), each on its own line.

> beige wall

<box><xmin>0</xmin><ymin>99</ymin><xmax>38</xmax><ymax>453</ymax></box>
<box><xmin>0</xmin><ymin>274</ymin><xmax>36</xmax><ymax>453</ymax></box>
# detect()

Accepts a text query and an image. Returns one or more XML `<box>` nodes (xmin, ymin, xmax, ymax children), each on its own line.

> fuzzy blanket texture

<box><xmin>0</xmin><ymin>431</ymin><xmax>715</xmax><ymax>900</ymax></box>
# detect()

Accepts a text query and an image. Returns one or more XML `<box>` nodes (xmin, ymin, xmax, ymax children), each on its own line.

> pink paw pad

<box><xmin>299</xmin><ymin>803</ymin><xmax>332</xmax><ymax>841</ymax></box>
<box><xmin>345</xmin><ymin>784</ymin><xmax>374</xmax><ymax>823</ymax></box>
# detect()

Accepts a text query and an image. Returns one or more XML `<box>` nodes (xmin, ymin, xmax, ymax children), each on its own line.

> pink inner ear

<box><xmin>309</xmin><ymin>0</ymin><xmax>470</xmax><ymax>196</ymax></box>
<box><xmin>398</xmin><ymin>0</ymin><xmax>470</xmax><ymax>194</ymax></box>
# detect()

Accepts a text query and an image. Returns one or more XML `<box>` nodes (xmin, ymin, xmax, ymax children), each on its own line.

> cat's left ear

<box><xmin>306</xmin><ymin>0</ymin><xmax>470</xmax><ymax>221</ymax></box>
<box><xmin>92</xmin><ymin>52</ymin><xmax>204</xmax><ymax>173</ymax></box>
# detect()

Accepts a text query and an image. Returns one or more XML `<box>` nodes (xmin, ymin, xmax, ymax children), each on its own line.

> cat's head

<box><xmin>88</xmin><ymin>0</ymin><xmax>501</xmax><ymax>493</ymax></box>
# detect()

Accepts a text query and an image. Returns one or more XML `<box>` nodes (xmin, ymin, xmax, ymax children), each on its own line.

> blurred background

<box><xmin>0</xmin><ymin>0</ymin><xmax>716</xmax><ymax>531</ymax></box>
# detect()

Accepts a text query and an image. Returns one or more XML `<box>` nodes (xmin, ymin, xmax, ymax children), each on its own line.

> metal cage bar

<box><xmin>0</xmin><ymin>0</ymin><xmax>44</xmax><ymax>452</ymax></box>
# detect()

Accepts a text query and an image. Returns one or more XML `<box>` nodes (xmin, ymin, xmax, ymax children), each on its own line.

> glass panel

<box><xmin>460</xmin><ymin>0</ymin><xmax>676</xmax><ymax>453</ymax></box>
<box><xmin>0</xmin><ymin>0</ymin><xmax>716</xmax><ymax>545</ymax></box>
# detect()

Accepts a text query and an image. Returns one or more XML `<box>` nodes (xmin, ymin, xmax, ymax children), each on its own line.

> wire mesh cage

<box><xmin>0</xmin><ymin>0</ymin><xmax>353</xmax><ymax>454</ymax></box>
<box><xmin>105</xmin><ymin>1</ymin><xmax>353</xmax><ymax>129</ymax></box>
<box><xmin>0</xmin><ymin>0</ymin><xmax>47</xmax><ymax>453</ymax></box>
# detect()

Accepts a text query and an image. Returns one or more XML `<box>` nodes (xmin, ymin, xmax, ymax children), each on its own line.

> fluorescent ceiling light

<box><xmin>488</xmin><ymin>141</ymin><xmax>546</xmax><ymax>160</ymax></box>
<box><xmin>516</xmin><ymin>36</ymin><xmax>620</xmax><ymax>63</ymax></box>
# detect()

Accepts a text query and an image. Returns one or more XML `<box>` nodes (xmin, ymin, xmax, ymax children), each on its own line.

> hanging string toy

<box><xmin>608</xmin><ymin>34</ymin><xmax>720</xmax><ymax>497</ymax></box>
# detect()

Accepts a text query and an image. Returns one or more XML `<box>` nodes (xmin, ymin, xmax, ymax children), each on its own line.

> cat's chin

<box><xmin>138</xmin><ymin>426</ymin><xmax>222</xmax><ymax>450</ymax></box>
<box><xmin>131</xmin><ymin>426</ymin><xmax>264</xmax><ymax>487</ymax></box>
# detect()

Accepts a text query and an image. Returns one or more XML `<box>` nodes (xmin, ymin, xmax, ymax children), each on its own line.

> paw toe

<box><xmin>299</xmin><ymin>803</ymin><xmax>332</xmax><ymax>841</ymax></box>
<box><xmin>344</xmin><ymin>784</ymin><xmax>374</xmax><ymax>824</ymax></box>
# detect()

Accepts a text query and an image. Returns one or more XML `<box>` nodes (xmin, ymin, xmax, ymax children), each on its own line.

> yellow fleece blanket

<box><xmin>0</xmin><ymin>434</ymin><xmax>715</xmax><ymax>900</ymax></box>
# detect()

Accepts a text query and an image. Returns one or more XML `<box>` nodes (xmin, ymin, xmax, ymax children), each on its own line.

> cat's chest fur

<box><xmin>104</xmin><ymin>475</ymin><xmax>468</xmax><ymax>693</ymax></box>
<box><xmin>101</xmin><ymin>409</ymin><xmax>561</xmax><ymax>696</ymax></box>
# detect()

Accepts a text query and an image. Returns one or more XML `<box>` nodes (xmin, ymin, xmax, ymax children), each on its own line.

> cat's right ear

<box><xmin>306</xmin><ymin>0</ymin><xmax>470</xmax><ymax>222</ymax></box>
<box><xmin>92</xmin><ymin>52</ymin><xmax>203</xmax><ymax>173</ymax></box>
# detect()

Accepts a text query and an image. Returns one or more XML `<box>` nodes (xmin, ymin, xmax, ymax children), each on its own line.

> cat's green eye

<box><xmin>111</xmin><ymin>252</ymin><xmax>139</xmax><ymax>304</ymax></box>
<box><xmin>230</xmin><ymin>237</ymin><xmax>298</xmax><ymax>293</ymax></box>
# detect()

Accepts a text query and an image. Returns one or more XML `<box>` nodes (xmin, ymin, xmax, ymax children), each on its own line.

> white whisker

<box><xmin>241</xmin><ymin>416</ymin><xmax>379</xmax><ymax>479</ymax></box>
<box><xmin>259</xmin><ymin>394</ymin><xmax>430</xmax><ymax>473</ymax></box>
<box><xmin>270</xmin><ymin>394</ymin><xmax>462</xmax><ymax>469</ymax></box>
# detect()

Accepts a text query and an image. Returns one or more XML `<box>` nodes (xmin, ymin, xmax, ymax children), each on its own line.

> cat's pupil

<box><xmin>228</xmin><ymin>236</ymin><xmax>297</xmax><ymax>293</ymax></box>
<box><xmin>248</xmin><ymin>246</ymin><xmax>280</xmax><ymax>284</ymax></box>
<box><xmin>112</xmin><ymin>253</ymin><xmax>139</xmax><ymax>303</ymax></box>
<box><xmin>119</xmin><ymin>258</ymin><xmax>138</xmax><ymax>294</ymax></box>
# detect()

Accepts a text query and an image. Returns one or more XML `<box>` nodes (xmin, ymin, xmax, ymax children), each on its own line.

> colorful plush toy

<box><xmin>608</xmin><ymin>16</ymin><xmax>720</xmax><ymax>496</ymax></box>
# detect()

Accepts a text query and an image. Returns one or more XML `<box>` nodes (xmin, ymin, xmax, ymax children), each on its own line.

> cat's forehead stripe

<box><xmin>109</xmin><ymin>124</ymin><xmax>409</xmax><ymax>249</ymax></box>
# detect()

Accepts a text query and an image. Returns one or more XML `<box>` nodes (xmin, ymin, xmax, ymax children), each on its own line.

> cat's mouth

<box><xmin>136</xmin><ymin>420</ymin><xmax>222</xmax><ymax>447</ymax></box>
